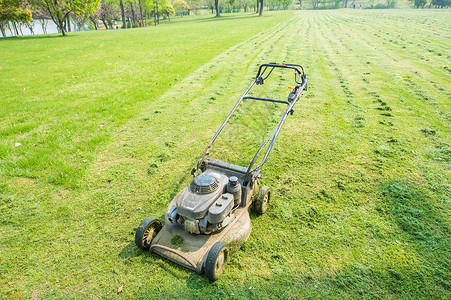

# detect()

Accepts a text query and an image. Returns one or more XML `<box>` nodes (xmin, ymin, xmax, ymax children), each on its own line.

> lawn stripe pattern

<box><xmin>0</xmin><ymin>10</ymin><xmax>449</xmax><ymax>298</ymax></box>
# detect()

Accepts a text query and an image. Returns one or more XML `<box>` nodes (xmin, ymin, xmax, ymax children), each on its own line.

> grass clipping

<box><xmin>171</xmin><ymin>234</ymin><xmax>184</xmax><ymax>248</ymax></box>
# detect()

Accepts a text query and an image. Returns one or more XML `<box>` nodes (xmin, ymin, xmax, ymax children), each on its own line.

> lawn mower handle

<box><xmin>196</xmin><ymin>63</ymin><xmax>307</xmax><ymax>180</ymax></box>
<box><xmin>242</xmin><ymin>78</ymin><xmax>307</xmax><ymax>185</ymax></box>
<box><xmin>256</xmin><ymin>63</ymin><xmax>306</xmax><ymax>85</ymax></box>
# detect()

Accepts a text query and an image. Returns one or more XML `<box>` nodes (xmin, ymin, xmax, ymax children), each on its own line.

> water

<box><xmin>2</xmin><ymin>19</ymin><xmax>89</xmax><ymax>38</ymax></box>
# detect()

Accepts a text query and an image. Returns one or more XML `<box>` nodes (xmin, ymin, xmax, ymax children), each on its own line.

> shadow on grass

<box><xmin>118</xmin><ymin>242</ymin><xmax>142</xmax><ymax>259</ymax></box>
<box><xmin>0</xmin><ymin>34</ymin><xmax>76</xmax><ymax>41</ymax></box>
<box><xmin>136</xmin><ymin>248</ymin><xmax>195</xmax><ymax>283</ymax></box>
<box><xmin>118</xmin><ymin>241</ymin><xmax>191</xmax><ymax>278</ymax></box>
<box><xmin>164</xmin><ymin>13</ymin><xmax>261</xmax><ymax>26</ymax></box>
<box><xmin>380</xmin><ymin>180</ymin><xmax>450</xmax><ymax>290</ymax></box>
<box><xmin>326</xmin><ymin>180</ymin><xmax>451</xmax><ymax>298</ymax></box>
<box><xmin>194</xmin><ymin>14</ymin><xmax>262</xmax><ymax>23</ymax></box>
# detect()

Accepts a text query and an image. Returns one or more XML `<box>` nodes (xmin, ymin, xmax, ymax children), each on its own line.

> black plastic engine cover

<box><xmin>175</xmin><ymin>170</ymin><xmax>228</xmax><ymax>220</ymax></box>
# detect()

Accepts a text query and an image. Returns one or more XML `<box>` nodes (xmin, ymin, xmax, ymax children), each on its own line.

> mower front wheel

<box><xmin>135</xmin><ymin>217</ymin><xmax>162</xmax><ymax>250</ymax></box>
<box><xmin>205</xmin><ymin>241</ymin><xmax>229</xmax><ymax>281</ymax></box>
<box><xmin>254</xmin><ymin>186</ymin><xmax>270</xmax><ymax>215</ymax></box>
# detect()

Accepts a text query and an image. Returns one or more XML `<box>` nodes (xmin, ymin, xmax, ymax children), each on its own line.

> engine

<box><xmin>166</xmin><ymin>170</ymin><xmax>241</xmax><ymax>235</ymax></box>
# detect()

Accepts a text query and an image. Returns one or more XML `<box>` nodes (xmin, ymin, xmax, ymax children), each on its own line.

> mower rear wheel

<box><xmin>254</xmin><ymin>186</ymin><xmax>270</xmax><ymax>215</ymax></box>
<box><xmin>135</xmin><ymin>217</ymin><xmax>162</xmax><ymax>250</ymax></box>
<box><xmin>205</xmin><ymin>241</ymin><xmax>229</xmax><ymax>281</ymax></box>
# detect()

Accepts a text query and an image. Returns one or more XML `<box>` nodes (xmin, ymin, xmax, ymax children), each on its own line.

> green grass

<box><xmin>0</xmin><ymin>12</ymin><xmax>292</xmax><ymax>187</ymax></box>
<box><xmin>1</xmin><ymin>9</ymin><xmax>450</xmax><ymax>299</ymax></box>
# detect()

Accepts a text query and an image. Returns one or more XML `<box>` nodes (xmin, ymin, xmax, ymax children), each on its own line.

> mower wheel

<box><xmin>135</xmin><ymin>217</ymin><xmax>162</xmax><ymax>250</ymax></box>
<box><xmin>205</xmin><ymin>241</ymin><xmax>229</xmax><ymax>281</ymax></box>
<box><xmin>254</xmin><ymin>186</ymin><xmax>270</xmax><ymax>215</ymax></box>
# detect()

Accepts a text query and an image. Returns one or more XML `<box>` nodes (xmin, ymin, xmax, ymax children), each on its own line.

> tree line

<box><xmin>411</xmin><ymin>0</ymin><xmax>449</xmax><ymax>8</ymax></box>
<box><xmin>0</xmin><ymin>0</ymin><xmax>185</xmax><ymax>36</ymax></box>
<box><xmin>305</xmin><ymin>0</ymin><xmax>449</xmax><ymax>9</ymax></box>
<box><xmin>0</xmin><ymin>0</ymin><xmax>296</xmax><ymax>37</ymax></box>
<box><xmin>2</xmin><ymin>0</ymin><xmax>449</xmax><ymax>37</ymax></box>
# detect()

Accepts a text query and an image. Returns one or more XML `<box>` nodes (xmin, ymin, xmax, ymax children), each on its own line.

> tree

<box><xmin>31</xmin><ymin>0</ymin><xmax>100</xmax><ymax>36</ymax></box>
<box><xmin>202</xmin><ymin>0</ymin><xmax>214</xmax><ymax>13</ymax></box>
<box><xmin>97</xmin><ymin>0</ymin><xmax>118</xmax><ymax>29</ymax></box>
<box><xmin>72</xmin><ymin>0</ymin><xmax>100</xmax><ymax>30</ymax></box>
<box><xmin>279</xmin><ymin>0</ymin><xmax>292</xmax><ymax>9</ymax></box>
<box><xmin>236</xmin><ymin>0</ymin><xmax>253</xmax><ymax>11</ymax></box>
<box><xmin>411</xmin><ymin>0</ymin><xmax>426</xmax><ymax>7</ymax></box>
<box><xmin>431</xmin><ymin>0</ymin><xmax>450</xmax><ymax>7</ymax></box>
<box><xmin>257</xmin><ymin>0</ymin><xmax>262</xmax><ymax>15</ymax></box>
<box><xmin>119</xmin><ymin>0</ymin><xmax>126</xmax><ymax>28</ymax></box>
<box><xmin>160</xmin><ymin>0</ymin><xmax>173</xmax><ymax>19</ymax></box>
<box><xmin>33</xmin><ymin>7</ymin><xmax>50</xmax><ymax>34</ymax></box>
<box><xmin>387</xmin><ymin>0</ymin><xmax>396</xmax><ymax>8</ymax></box>
<box><xmin>89</xmin><ymin>4</ymin><xmax>100</xmax><ymax>29</ymax></box>
<box><xmin>173</xmin><ymin>0</ymin><xmax>188</xmax><ymax>15</ymax></box>
<box><xmin>214</xmin><ymin>0</ymin><xmax>219</xmax><ymax>16</ymax></box>
<box><xmin>386</xmin><ymin>0</ymin><xmax>396</xmax><ymax>7</ymax></box>
<box><xmin>144</xmin><ymin>0</ymin><xmax>173</xmax><ymax>25</ymax></box>
<box><xmin>0</xmin><ymin>0</ymin><xmax>32</xmax><ymax>37</ymax></box>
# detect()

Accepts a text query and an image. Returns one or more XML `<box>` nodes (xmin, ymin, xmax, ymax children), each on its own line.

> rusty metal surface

<box><xmin>150</xmin><ymin>193</ymin><xmax>254</xmax><ymax>273</ymax></box>
<box><xmin>150</xmin><ymin>244</ymin><xmax>202</xmax><ymax>274</ymax></box>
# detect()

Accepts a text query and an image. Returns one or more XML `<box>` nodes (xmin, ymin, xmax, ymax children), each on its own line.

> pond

<box><xmin>2</xmin><ymin>18</ymin><xmax>90</xmax><ymax>37</ymax></box>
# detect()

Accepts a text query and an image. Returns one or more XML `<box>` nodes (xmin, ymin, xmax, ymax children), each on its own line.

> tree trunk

<box><xmin>59</xmin><ymin>20</ymin><xmax>66</xmax><ymax>36</ymax></box>
<box><xmin>47</xmin><ymin>10</ymin><xmax>66</xmax><ymax>36</ymax></box>
<box><xmin>259</xmin><ymin>0</ymin><xmax>263</xmax><ymax>15</ymax></box>
<box><xmin>90</xmin><ymin>17</ymin><xmax>99</xmax><ymax>30</ymax></box>
<box><xmin>130</xmin><ymin>3</ymin><xmax>136</xmax><ymax>25</ymax></box>
<box><xmin>156</xmin><ymin>1</ymin><xmax>160</xmax><ymax>24</ymax></box>
<box><xmin>39</xmin><ymin>19</ymin><xmax>48</xmax><ymax>34</ymax></box>
<box><xmin>28</xmin><ymin>23</ymin><xmax>35</xmax><ymax>35</ymax></box>
<box><xmin>120</xmin><ymin>0</ymin><xmax>127</xmax><ymax>28</ymax></box>
<box><xmin>215</xmin><ymin>0</ymin><xmax>220</xmax><ymax>16</ymax></box>
<box><xmin>12</xmin><ymin>22</ymin><xmax>19</xmax><ymax>36</ymax></box>
<box><xmin>138</xmin><ymin>0</ymin><xmax>144</xmax><ymax>27</ymax></box>
<box><xmin>100</xmin><ymin>18</ymin><xmax>108</xmax><ymax>29</ymax></box>
<box><xmin>66</xmin><ymin>15</ymin><xmax>71</xmax><ymax>32</ymax></box>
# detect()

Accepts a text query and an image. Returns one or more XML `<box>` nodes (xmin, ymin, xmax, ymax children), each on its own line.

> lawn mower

<box><xmin>135</xmin><ymin>62</ymin><xmax>307</xmax><ymax>281</ymax></box>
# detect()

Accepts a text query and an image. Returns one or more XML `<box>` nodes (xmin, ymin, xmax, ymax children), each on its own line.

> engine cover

<box><xmin>176</xmin><ymin>170</ymin><xmax>228</xmax><ymax>220</ymax></box>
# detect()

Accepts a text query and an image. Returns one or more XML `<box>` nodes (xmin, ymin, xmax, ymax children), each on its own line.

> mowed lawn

<box><xmin>1</xmin><ymin>9</ymin><xmax>450</xmax><ymax>298</ymax></box>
